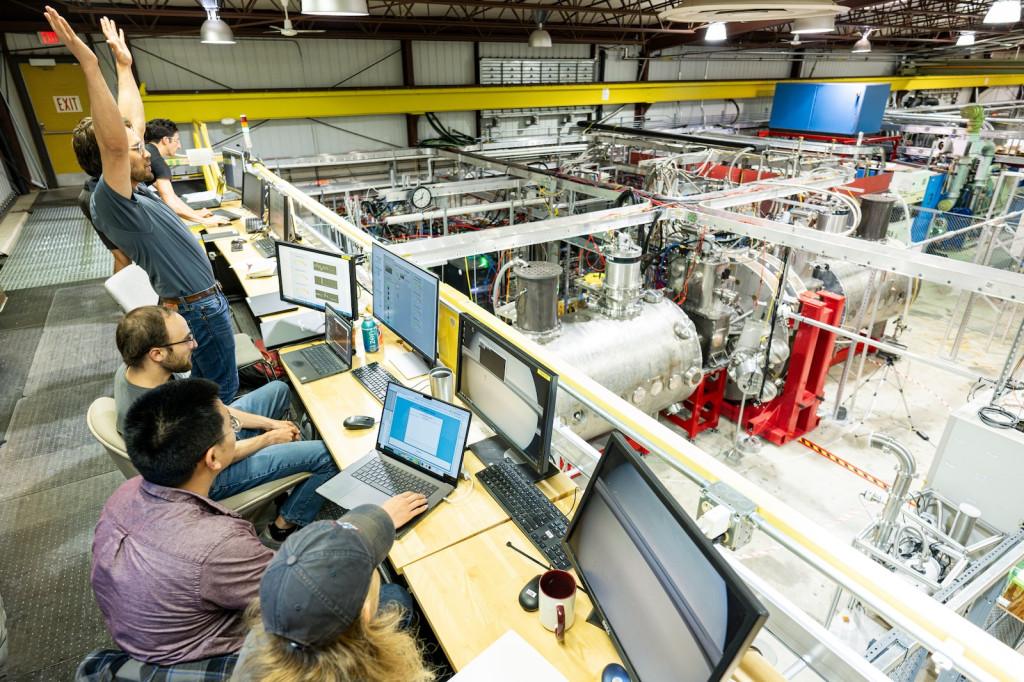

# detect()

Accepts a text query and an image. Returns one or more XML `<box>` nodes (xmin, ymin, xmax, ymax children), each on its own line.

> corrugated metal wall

<box><xmin>478</xmin><ymin>42</ymin><xmax>591</xmax><ymax>60</ymax></box>
<box><xmin>800</xmin><ymin>53</ymin><xmax>899</xmax><ymax>78</ymax></box>
<box><xmin>131</xmin><ymin>37</ymin><xmax>403</xmax><ymax>91</ymax></box>
<box><xmin>412</xmin><ymin>41</ymin><xmax>475</xmax><ymax>86</ymax></box>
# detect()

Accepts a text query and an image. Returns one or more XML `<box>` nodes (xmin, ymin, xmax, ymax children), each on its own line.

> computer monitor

<box><xmin>267</xmin><ymin>185</ymin><xmax>292</xmax><ymax>242</ymax></box>
<box><xmin>241</xmin><ymin>171</ymin><xmax>264</xmax><ymax>217</ymax></box>
<box><xmin>221</xmin><ymin>148</ymin><xmax>245</xmax><ymax>193</ymax></box>
<box><xmin>276</xmin><ymin>241</ymin><xmax>358</xmax><ymax>319</ymax></box>
<box><xmin>564</xmin><ymin>432</ymin><xmax>767</xmax><ymax>682</ymax></box>
<box><xmin>371</xmin><ymin>243</ymin><xmax>439</xmax><ymax>379</ymax></box>
<box><xmin>455</xmin><ymin>312</ymin><xmax>557</xmax><ymax>481</ymax></box>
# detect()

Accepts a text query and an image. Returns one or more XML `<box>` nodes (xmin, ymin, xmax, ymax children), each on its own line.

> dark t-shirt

<box><xmin>79</xmin><ymin>177</ymin><xmax>117</xmax><ymax>251</ymax></box>
<box><xmin>145</xmin><ymin>143</ymin><xmax>173</xmax><ymax>184</ymax></box>
<box><xmin>90</xmin><ymin>178</ymin><xmax>215</xmax><ymax>298</ymax></box>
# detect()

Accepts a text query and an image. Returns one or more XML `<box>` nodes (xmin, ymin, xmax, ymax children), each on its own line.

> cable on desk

<box><xmin>443</xmin><ymin>469</ymin><xmax>474</xmax><ymax>504</ymax></box>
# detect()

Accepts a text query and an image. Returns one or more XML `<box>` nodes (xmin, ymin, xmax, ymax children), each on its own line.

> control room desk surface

<box><xmin>280</xmin><ymin>329</ymin><xmax>578</xmax><ymax>572</ymax></box>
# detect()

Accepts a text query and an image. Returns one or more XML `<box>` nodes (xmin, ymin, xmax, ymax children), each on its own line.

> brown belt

<box><xmin>160</xmin><ymin>283</ymin><xmax>220</xmax><ymax>309</ymax></box>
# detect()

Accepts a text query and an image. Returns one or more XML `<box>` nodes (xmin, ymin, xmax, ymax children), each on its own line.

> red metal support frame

<box><xmin>663</xmin><ymin>366</ymin><xmax>727</xmax><ymax>439</ymax></box>
<box><xmin>721</xmin><ymin>291</ymin><xmax>846</xmax><ymax>446</ymax></box>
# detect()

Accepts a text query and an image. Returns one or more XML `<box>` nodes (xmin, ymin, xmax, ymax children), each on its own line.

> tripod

<box><xmin>843</xmin><ymin>351</ymin><xmax>921</xmax><ymax>440</ymax></box>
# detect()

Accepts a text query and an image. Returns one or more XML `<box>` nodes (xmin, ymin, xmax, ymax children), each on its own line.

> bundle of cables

<box><xmin>419</xmin><ymin>112</ymin><xmax>476</xmax><ymax>147</ymax></box>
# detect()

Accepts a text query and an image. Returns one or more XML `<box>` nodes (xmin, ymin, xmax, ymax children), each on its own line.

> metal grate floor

<box><xmin>0</xmin><ymin>206</ymin><xmax>112</xmax><ymax>292</ymax></box>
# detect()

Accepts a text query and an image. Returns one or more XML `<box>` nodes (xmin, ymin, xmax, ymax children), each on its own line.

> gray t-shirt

<box><xmin>114</xmin><ymin>363</ymin><xmax>161</xmax><ymax>435</ymax></box>
<box><xmin>90</xmin><ymin>177</ymin><xmax>215</xmax><ymax>299</ymax></box>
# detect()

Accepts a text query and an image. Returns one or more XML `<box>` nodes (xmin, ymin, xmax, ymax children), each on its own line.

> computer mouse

<box><xmin>518</xmin><ymin>574</ymin><xmax>541</xmax><ymax>612</ymax></box>
<box><xmin>343</xmin><ymin>415</ymin><xmax>375</xmax><ymax>430</ymax></box>
<box><xmin>602</xmin><ymin>663</ymin><xmax>630</xmax><ymax>682</ymax></box>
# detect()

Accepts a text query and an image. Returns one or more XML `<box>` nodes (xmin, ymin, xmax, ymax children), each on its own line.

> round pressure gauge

<box><xmin>411</xmin><ymin>186</ymin><xmax>432</xmax><ymax>209</ymax></box>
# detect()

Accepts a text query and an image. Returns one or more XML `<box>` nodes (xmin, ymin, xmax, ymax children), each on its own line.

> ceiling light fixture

<box><xmin>852</xmin><ymin>27</ymin><xmax>872</xmax><ymax>53</ymax></box>
<box><xmin>301</xmin><ymin>0</ymin><xmax>369</xmax><ymax>16</ymax></box>
<box><xmin>956</xmin><ymin>31</ymin><xmax>976</xmax><ymax>45</ymax></box>
<box><xmin>706</xmin><ymin>21</ymin><xmax>727</xmax><ymax>41</ymax></box>
<box><xmin>792</xmin><ymin>15</ymin><xmax>836</xmax><ymax>33</ymax></box>
<box><xmin>984</xmin><ymin>0</ymin><xmax>1021</xmax><ymax>23</ymax></box>
<box><xmin>200</xmin><ymin>1</ymin><xmax>235</xmax><ymax>44</ymax></box>
<box><xmin>659</xmin><ymin>0</ymin><xmax>843</xmax><ymax>23</ymax></box>
<box><xmin>529</xmin><ymin>10</ymin><xmax>552</xmax><ymax>47</ymax></box>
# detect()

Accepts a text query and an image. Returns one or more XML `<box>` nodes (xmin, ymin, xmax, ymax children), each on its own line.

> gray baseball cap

<box><xmin>259</xmin><ymin>505</ymin><xmax>395</xmax><ymax>648</ymax></box>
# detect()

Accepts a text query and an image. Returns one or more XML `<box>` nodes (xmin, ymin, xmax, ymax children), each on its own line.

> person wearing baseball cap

<box><xmin>231</xmin><ymin>505</ymin><xmax>434</xmax><ymax>681</ymax></box>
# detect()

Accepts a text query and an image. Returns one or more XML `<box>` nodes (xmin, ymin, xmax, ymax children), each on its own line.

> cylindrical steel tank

<box><xmin>546</xmin><ymin>295</ymin><xmax>704</xmax><ymax>440</ymax></box>
<box><xmin>858</xmin><ymin>193</ymin><xmax>898</xmax><ymax>241</ymax></box>
<box><xmin>813</xmin><ymin>259</ymin><xmax>914</xmax><ymax>329</ymax></box>
<box><xmin>513</xmin><ymin>261</ymin><xmax>561</xmax><ymax>335</ymax></box>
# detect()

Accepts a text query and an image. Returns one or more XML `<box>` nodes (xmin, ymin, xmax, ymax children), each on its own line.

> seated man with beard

<box><xmin>113</xmin><ymin>305</ymin><xmax>343</xmax><ymax>549</ymax></box>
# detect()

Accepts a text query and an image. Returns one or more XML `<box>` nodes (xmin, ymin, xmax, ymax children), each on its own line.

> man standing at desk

<box><xmin>145</xmin><ymin>118</ymin><xmax>230</xmax><ymax>228</ymax></box>
<box><xmin>51</xmin><ymin>7</ymin><xmax>239</xmax><ymax>403</ymax></box>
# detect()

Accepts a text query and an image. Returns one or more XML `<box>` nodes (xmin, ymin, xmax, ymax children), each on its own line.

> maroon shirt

<box><xmin>91</xmin><ymin>477</ymin><xmax>273</xmax><ymax>664</ymax></box>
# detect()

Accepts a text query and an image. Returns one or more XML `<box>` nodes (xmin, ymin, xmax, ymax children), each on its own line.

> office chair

<box><xmin>103</xmin><ymin>267</ymin><xmax>273</xmax><ymax>382</ymax></box>
<box><xmin>86</xmin><ymin>397</ymin><xmax>311</xmax><ymax>523</ymax></box>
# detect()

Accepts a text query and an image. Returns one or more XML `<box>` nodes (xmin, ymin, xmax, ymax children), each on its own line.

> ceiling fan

<box><xmin>267</xmin><ymin>0</ymin><xmax>326</xmax><ymax>37</ymax></box>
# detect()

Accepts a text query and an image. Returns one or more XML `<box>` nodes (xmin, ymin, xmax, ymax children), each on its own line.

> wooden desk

<box><xmin>403</xmin><ymin>500</ymin><xmax>621</xmax><ymax>681</ymax></box>
<box><xmin>212</xmin><ymin>231</ymin><xmax>281</xmax><ymax>299</ymax></box>
<box><xmin>279</xmin><ymin>329</ymin><xmax>578</xmax><ymax>572</ymax></box>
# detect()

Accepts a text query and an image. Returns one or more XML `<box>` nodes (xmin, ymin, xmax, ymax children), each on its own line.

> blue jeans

<box><xmin>176</xmin><ymin>290</ymin><xmax>238</xmax><ymax>404</ymax></box>
<box><xmin>209</xmin><ymin>381</ymin><xmax>339</xmax><ymax>526</ymax></box>
<box><xmin>379</xmin><ymin>582</ymin><xmax>414</xmax><ymax>629</ymax></box>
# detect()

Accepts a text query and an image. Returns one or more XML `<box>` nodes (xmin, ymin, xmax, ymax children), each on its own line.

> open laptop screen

<box><xmin>378</xmin><ymin>384</ymin><xmax>470</xmax><ymax>480</ymax></box>
<box><xmin>324</xmin><ymin>304</ymin><xmax>353</xmax><ymax>365</ymax></box>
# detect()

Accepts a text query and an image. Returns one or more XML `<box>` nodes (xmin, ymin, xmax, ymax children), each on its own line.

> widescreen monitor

<box><xmin>276</xmin><ymin>241</ymin><xmax>357</xmax><ymax>319</ymax></box>
<box><xmin>371</xmin><ymin>243</ymin><xmax>439</xmax><ymax>379</ymax></box>
<box><xmin>455</xmin><ymin>313</ymin><xmax>557</xmax><ymax>481</ymax></box>
<box><xmin>267</xmin><ymin>185</ymin><xmax>292</xmax><ymax>242</ymax></box>
<box><xmin>241</xmin><ymin>171</ymin><xmax>264</xmax><ymax>217</ymax></box>
<box><xmin>563</xmin><ymin>432</ymin><xmax>767</xmax><ymax>682</ymax></box>
<box><xmin>221</xmin><ymin>148</ymin><xmax>245</xmax><ymax>193</ymax></box>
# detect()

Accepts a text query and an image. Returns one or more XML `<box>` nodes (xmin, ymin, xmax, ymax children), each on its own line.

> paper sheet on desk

<box><xmin>451</xmin><ymin>631</ymin><xmax>568</xmax><ymax>682</ymax></box>
<box><xmin>230</xmin><ymin>258</ymin><xmax>277</xmax><ymax>279</ymax></box>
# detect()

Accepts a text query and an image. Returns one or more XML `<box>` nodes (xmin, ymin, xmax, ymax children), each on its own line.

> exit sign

<box><xmin>38</xmin><ymin>31</ymin><xmax>60</xmax><ymax>45</ymax></box>
<box><xmin>54</xmin><ymin>96</ymin><xmax>82</xmax><ymax>113</ymax></box>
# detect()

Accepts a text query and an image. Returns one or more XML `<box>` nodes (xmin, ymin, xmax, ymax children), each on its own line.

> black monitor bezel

<box><xmin>275</xmin><ymin>241</ymin><xmax>358</xmax><ymax>320</ymax></box>
<box><xmin>241</xmin><ymin>171</ymin><xmax>264</xmax><ymax>217</ymax></box>
<box><xmin>455</xmin><ymin>312</ymin><xmax>557</xmax><ymax>479</ymax></box>
<box><xmin>563</xmin><ymin>431</ymin><xmax>767</xmax><ymax>682</ymax></box>
<box><xmin>266</xmin><ymin>185</ymin><xmax>293</xmax><ymax>242</ymax></box>
<box><xmin>370</xmin><ymin>243</ymin><xmax>439</xmax><ymax>367</ymax></box>
<box><xmin>221</xmin><ymin>148</ymin><xmax>245</xmax><ymax>193</ymax></box>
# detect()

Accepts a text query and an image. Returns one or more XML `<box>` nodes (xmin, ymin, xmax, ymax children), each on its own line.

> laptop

<box><xmin>317</xmin><ymin>383</ymin><xmax>473</xmax><ymax>534</ymax></box>
<box><xmin>279</xmin><ymin>305</ymin><xmax>353</xmax><ymax>384</ymax></box>
<box><xmin>259</xmin><ymin>309</ymin><xmax>323</xmax><ymax>350</ymax></box>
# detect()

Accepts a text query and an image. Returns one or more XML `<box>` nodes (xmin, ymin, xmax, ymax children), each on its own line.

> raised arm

<box><xmin>44</xmin><ymin>7</ymin><xmax>132</xmax><ymax>198</ymax></box>
<box><xmin>100</xmin><ymin>17</ymin><xmax>145</xmax><ymax>139</ymax></box>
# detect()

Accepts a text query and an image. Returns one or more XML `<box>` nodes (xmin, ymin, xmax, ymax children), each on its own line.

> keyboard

<box><xmin>477</xmin><ymin>461</ymin><xmax>571</xmax><ymax>570</ymax></box>
<box><xmin>251</xmin><ymin>236</ymin><xmax>277</xmax><ymax>258</ymax></box>
<box><xmin>244</xmin><ymin>217</ymin><xmax>262</xmax><ymax>233</ymax></box>
<box><xmin>353</xmin><ymin>457</ymin><xmax>439</xmax><ymax>498</ymax></box>
<box><xmin>351</xmin><ymin>362</ymin><xmax>402</xmax><ymax>403</ymax></box>
<box><xmin>300</xmin><ymin>344</ymin><xmax>343</xmax><ymax>375</ymax></box>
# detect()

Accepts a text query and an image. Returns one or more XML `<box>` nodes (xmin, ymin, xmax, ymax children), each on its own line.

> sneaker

<box><xmin>258</xmin><ymin>523</ymin><xmax>299</xmax><ymax>551</ymax></box>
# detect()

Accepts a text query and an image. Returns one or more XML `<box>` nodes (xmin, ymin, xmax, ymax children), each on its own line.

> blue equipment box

<box><xmin>769</xmin><ymin>82</ymin><xmax>891</xmax><ymax>136</ymax></box>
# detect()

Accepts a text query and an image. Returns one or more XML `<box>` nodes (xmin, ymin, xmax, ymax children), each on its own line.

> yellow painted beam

<box><xmin>142</xmin><ymin>73</ymin><xmax>1024</xmax><ymax>122</ymax></box>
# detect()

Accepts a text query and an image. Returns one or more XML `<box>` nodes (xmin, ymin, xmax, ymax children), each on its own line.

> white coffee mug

<box><xmin>538</xmin><ymin>569</ymin><xmax>576</xmax><ymax>643</ymax></box>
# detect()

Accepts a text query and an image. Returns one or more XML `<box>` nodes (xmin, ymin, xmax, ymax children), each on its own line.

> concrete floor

<box><xmin>635</xmin><ymin>279</ymin><xmax>1022</xmax><ymax>679</ymax></box>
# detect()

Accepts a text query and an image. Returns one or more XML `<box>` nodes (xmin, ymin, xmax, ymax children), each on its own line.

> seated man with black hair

<box><xmin>114</xmin><ymin>305</ymin><xmax>340</xmax><ymax>549</ymax></box>
<box><xmin>87</xmin><ymin>378</ymin><xmax>427</xmax><ymax>676</ymax></box>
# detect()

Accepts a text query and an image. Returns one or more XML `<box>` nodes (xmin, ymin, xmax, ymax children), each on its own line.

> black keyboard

<box><xmin>300</xmin><ymin>344</ymin><xmax>343</xmax><ymax>375</ymax></box>
<box><xmin>477</xmin><ymin>462</ymin><xmax>571</xmax><ymax>570</ymax></box>
<box><xmin>353</xmin><ymin>457</ymin><xmax>439</xmax><ymax>498</ymax></box>
<box><xmin>244</xmin><ymin>217</ymin><xmax>262</xmax><ymax>233</ymax></box>
<box><xmin>252</xmin><ymin>236</ymin><xmax>277</xmax><ymax>258</ymax></box>
<box><xmin>351</xmin><ymin>362</ymin><xmax>402</xmax><ymax>403</ymax></box>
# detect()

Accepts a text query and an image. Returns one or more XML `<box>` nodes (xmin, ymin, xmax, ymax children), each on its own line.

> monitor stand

<box><xmin>470</xmin><ymin>435</ymin><xmax>556</xmax><ymax>483</ymax></box>
<box><xmin>390</xmin><ymin>350</ymin><xmax>430</xmax><ymax>380</ymax></box>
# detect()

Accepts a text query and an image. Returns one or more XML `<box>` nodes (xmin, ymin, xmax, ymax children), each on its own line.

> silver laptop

<box><xmin>279</xmin><ymin>304</ymin><xmax>353</xmax><ymax>384</ymax></box>
<box><xmin>317</xmin><ymin>383</ymin><xmax>472</xmax><ymax>533</ymax></box>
